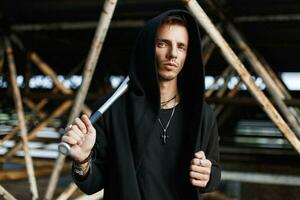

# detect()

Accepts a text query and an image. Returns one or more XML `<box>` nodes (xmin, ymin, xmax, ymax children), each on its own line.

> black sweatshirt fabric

<box><xmin>73</xmin><ymin>9</ymin><xmax>221</xmax><ymax>200</ymax></box>
<box><xmin>138</xmin><ymin>103</ymin><xmax>185</xmax><ymax>200</ymax></box>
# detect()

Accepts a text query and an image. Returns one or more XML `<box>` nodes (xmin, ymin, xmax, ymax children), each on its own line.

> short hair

<box><xmin>161</xmin><ymin>15</ymin><xmax>187</xmax><ymax>27</ymax></box>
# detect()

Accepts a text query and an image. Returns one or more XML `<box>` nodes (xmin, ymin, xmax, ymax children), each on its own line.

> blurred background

<box><xmin>0</xmin><ymin>0</ymin><xmax>300</xmax><ymax>199</ymax></box>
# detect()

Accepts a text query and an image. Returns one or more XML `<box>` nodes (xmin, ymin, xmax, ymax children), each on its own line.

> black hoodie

<box><xmin>74</xmin><ymin>9</ymin><xmax>221</xmax><ymax>200</ymax></box>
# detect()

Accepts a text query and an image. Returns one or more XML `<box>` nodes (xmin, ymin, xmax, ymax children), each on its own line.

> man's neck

<box><xmin>159</xmin><ymin>78</ymin><xmax>179</xmax><ymax>108</ymax></box>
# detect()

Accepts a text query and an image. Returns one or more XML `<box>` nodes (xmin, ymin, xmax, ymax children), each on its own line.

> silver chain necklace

<box><xmin>158</xmin><ymin>97</ymin><xmax>177</xmax><ymax>144</ymax></box>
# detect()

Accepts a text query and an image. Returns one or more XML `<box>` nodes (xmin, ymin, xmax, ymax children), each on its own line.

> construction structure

<box><xmin>0</xmin><ymin>0</ymin><xmax>300</xmax><ymax>199</ymax></box>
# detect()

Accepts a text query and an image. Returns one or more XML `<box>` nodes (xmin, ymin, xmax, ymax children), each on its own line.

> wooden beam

<box><xmin>222</xmin><ymin>171</ymin><xmax>300</xmax><ymax>186</ymax></box>
<box><xmin>0</xmin><ymin>157</ymin><xmax>61</xmax><ymax>167</ymax></box>
<box><xmin>0</xmin><ymin>90</ymin><xmax>100</xmax><ymax>100</ymax></box>
<box><xmin>0</xmin><ymin>185</ymin><xmax>17</xmax><ymax>200</ymax></box>
<box><xmin>56</xmin><ymin>183</ymin><xmax>78</xmax><ymax>200</ymax></box>
<box><xmin>24</xmin><ymin>58</ymin><xmax>32</xmax><ymax>95</ymax></box>
<box><xmin>205</xmin><ymin>66</ymin><xmax>232</xmax><ymax>98</ymax></box>
<box><xmin>215</xmin><ymin>71</ymin><xmax>235</xmax><ymax>98</ymax></box>
<box><xmin>210</xmin><ymin>71</ymin><xmax>236</xmax><ymax>111</ymax></box>
<box><xmin>0</xmin><ymin>98</ymin><xmax>48</xmax><ymax>147</ymax></box>
<box><xmin>258</xmin><ymin>54</ymin><xmax>290</xmax><ymax>98</ymax></box>
<box><xmin>46</xmin><ymin>0</ymin><xmax>119</xmax><ymax>199</ymax></box>
<box><xmin>29</xmin><ymin>53</ymin><xmax>92</xmax><ymax>114</ymax></box>
<box><xmin>23</xmin><ymin>98</ymin><xmax>48</xmax><ymax>120</ymax></box>
<box><xmin>214</xmin><ymin>80</ymin><xmax>242</xmax><ymax>116</ymax></box>
<box><xmin>207</xmin><ymin>97</ymin><xmax>300</xmax><ymax>107</ymax></box>
<box><xmin>256</xmin><ymin>52</ymin><xmax>300</xmax><ymax>120</ymax></box>
<box><xmin>0</xmin><ymin>126</ymin><xmax>19</xmax><ymax>146</ymax></box>
<box><xmin>72</xmin><ymin>190</ymin><xmax>104</xmax><ymax>200</ymax></box>
<box><xmin>206</xmin><ymin>0</ymin><xmax>300</xmax><ymax>138</ymax></box>
<box><xmin>0</xmin><ymin>166</ymin><xmax>70</xmax><ymax>181</ymax></box>
<box><xmin>11</xmin><ymin>19</ymin><xmax>145</xmax><ymax>32</ymax></box>
<box><xmin>30</xmin><ymin>52</ymin><xmax>73</xmax><ymax>95</ymax></box>
<box><xmin>202</xmin><ymin>24</ymin><xmax>223</xmax><ymax>65</ymax></box>
<box><xmin>183</xmin><ymin>0</ymin><xmax>300</xmax><ymax>154</ymax></box>
<box><xmin>4</xmin><ymin>37</ymin><xmax>39</xmax><ymax>200</ymax></box>
<box><xmin>203</xmin><ymin>41</ymin><xmax>216</xmax><ymax>65</ymax></box>
<box><xmin>67</xmin><ymin>0</ymin><xmax>118</xmax><ymax>124</ymax></box>
<box><xmin>235</xmin><ymin>14</ymin><xmax>300</xmax><ymax>22</ymax></box>
<box><xmin>2</xmin><ymin>100</ymin><xmax>72</xmax><ymax>161</ymax></box>
<box><xmin>201</xmin><ymin>35</ymin><xmax>210</xmax><ymax>50</ymax></box>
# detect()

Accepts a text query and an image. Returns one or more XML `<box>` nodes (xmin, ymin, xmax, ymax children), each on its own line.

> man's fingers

<box><xmin>62</xmin><ymin>135</ymin><xmax>78</xmax><ymax>145</ymax></box>
<box><xmin>191</xmin><ymin>158</ymin><xmax>202</xmax><ymax>166</ymax></box>
<box><xmin>81</xmin><ymin>114</ymin><xmax>95</xmax><ymax>134</ymax></box>
<box><xmin>201</xmin><ymin>159</ymin><xmax>212</xmax><ymax>168</ymax></box>
<box><xmin>190</xmin><ymin>164</ymin><xmax>210</xmax><ymax>175</ymax></box>
<box><xmin>64</xmin><ymin>124</ymin><xmax>73</xmax><ymax>131</ymax></box>
<box><xmin>195</xmin><ymin>151</ymin><xmax>206</xmax><ymax>160</ymax></box>
<box><xmin>190</xmin><ymin>178</ymin><xmax>208</xmax><ymax>188</ymax></box>
<box><xmin>189</xmin><ymin>171</ymin><xmax>209</xmax><ymax>180</ymax></box>
<box><xmin>69</xmin><ymin>125</ymin><xmax>85</xmax><ymax>141</ymax></box>
<box><xmin>66</xmin><ymin>130</ymin><xmax>83</xmax><ymax>145</ymax></box>
<box><xmin>190</xmin><ymin>152</ymin><xmax>211</xmax><ymax>188</ymax></box>
<box><xmin>74</xmin><ymin>117</ymin><xmax>87</xmax><ymax>134</ymax></box>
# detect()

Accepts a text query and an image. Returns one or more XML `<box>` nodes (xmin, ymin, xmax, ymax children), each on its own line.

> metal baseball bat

<box><xmin>58</xmin><ymin>76</ymin><xmax>130</xmax><ymax>156</ymax></box>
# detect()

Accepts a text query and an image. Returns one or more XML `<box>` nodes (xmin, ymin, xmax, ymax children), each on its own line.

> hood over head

<box><xmin>128</xmin><ymin>9</ymin><xmax>205</xmax><ymax>113</ymax></box>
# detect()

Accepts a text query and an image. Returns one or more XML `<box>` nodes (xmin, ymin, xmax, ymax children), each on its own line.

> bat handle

<box><xmin>58</xmin><ymin>76</ymin><xmax>129</xmax><ymax>156</ymax></box>
<box><xmin>58</xmin><ymin>142</ymin><xmax>71</xmax><ymax>156</ymax></box>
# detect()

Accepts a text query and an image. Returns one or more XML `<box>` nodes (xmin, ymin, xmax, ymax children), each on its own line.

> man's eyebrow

<box><xmin>156</xmin><ymin>38</ymin><xmax>171</xmax><ymax>43</ymax></box>
<box><xmin>178</xmin><ymin>42</ymin><xmax>187</xmax><ymax>46</ymax></box>
<box><xmin>157</xmin><ymin>39</ymin><xmax>187</xmax><ymax>46</ymax></box>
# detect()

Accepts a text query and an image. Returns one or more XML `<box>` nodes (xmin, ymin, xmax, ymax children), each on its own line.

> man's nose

<box><xmin>167</xmin><ymin>46</ymin><xmax>178</xmax><ymax>59</ymax></box>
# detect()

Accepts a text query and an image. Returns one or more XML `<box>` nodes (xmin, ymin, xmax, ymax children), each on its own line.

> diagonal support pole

<box><xmin>0</xmin><ymin>185</ymin><xmax>17</xmax><ymax>200</ymax></box>
<box><xmin>206</xmin><ymin>0</ymin><xmax>300</xmax><ymax>138</ymax></box>
<box><xmin>2</xmin><ymin>100</ymin><xmax>72</xmax><ymax>161</ymax></box>
<box><xmin>214</xmin><ymin>79</ymin><xmax>242</xmax><ymax>116</ymax></box>
<box><xmin>29</xmin><ymin>52</ymin><xmax>73</xmax><ymax>95</ymax></box>
<box><xmin>45</xmin><ymin>0</ymin><xmax>119</xmax><ymax>199</ymax></box>
<box><xmin>55</xmin><ymin>183</ymin><xmax>77</xmax><ymax>200</ymax></box>
<box><xmin>23</xmin><ymin>98</ymin><xmax>48</xmax><ymax>119</ymax></box>
<box><xmin>203</xmin><ymin>41</ymin><xmax>216</xmax><ymax>65</ymax></box>
<box><xmin>183</xmin><ymin>0</ymin><xmax>300</xmax><ymax>154</ymax></box>
<box><xmin>4</xmin><ymin>37</ymin><xmax>39</xmax><ymax>200</ymax></box>
<box><xmin>215</xmin><ymin>70</ymin><xmax>236</xmax><ymax>98</ymax></box>
<box><xmin>205</xmin><ymin>66</ymin><xmax>233</xmax><ymax>98</ymax></box>
<box><xmin>0</xmin><ymin>98</ymin><xmax>48</xmax><ymax>148</ymax></box>
<box><xmin>256</xmin><ymin>52</ymin><xmax>300</xmax><ymax>118</ymax></box>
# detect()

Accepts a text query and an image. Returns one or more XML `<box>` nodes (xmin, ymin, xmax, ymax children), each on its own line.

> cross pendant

<box><xmin>161</xmin><ymin>131</ymin><xmax>169</xmax><ymax>144</ymax></box>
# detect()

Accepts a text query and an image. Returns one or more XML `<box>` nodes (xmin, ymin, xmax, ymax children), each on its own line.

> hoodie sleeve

<box><xmin>198</xmin><ymin>103</ymin><xmax>221</xmax><ymax>193</ymax></box>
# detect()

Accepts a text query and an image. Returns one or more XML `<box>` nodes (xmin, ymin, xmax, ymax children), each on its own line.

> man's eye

<box><xmin>178</xmin><ymin>46</ymin><xmax>186</xmax><ymax>51</ymax></box>
<box><xmin>157</xmin><ymin>42</ymin><xmax>166</xmax><ymax>47</ymax></box>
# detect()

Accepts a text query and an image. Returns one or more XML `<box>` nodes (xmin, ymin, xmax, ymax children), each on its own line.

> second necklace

<box><xmin>158</xmin><ymin>96</ymin><xmax>177</xmax><ymax>144</ymax></box>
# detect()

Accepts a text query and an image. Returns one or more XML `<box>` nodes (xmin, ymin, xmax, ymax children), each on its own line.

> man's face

<box><xmin>155</xmin><ymin>24</ymin><xmax>189</xmax><ymax>81</ymax></box>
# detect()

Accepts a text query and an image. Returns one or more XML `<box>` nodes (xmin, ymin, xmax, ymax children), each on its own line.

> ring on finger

<box><xmin>199</xmin><ymin>159</ymin><xmax>203</xmax><ymax>166</ymax></box>
<box><xmin>65</xmin><ymin>124</ymin><xmax>73</xmax><ymax>131</ymax></box>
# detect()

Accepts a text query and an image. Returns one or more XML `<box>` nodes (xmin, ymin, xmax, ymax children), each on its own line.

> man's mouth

<box><xmin>163</xmin><ymin>62</ymin><xmax>177</xmax><ymax>67</ymax></box>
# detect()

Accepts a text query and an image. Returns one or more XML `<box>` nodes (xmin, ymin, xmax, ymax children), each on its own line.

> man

<box><xmin>62</xmin><ymin>9</ymin><xmax>221</xmax><ymax>200</ymax></box>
